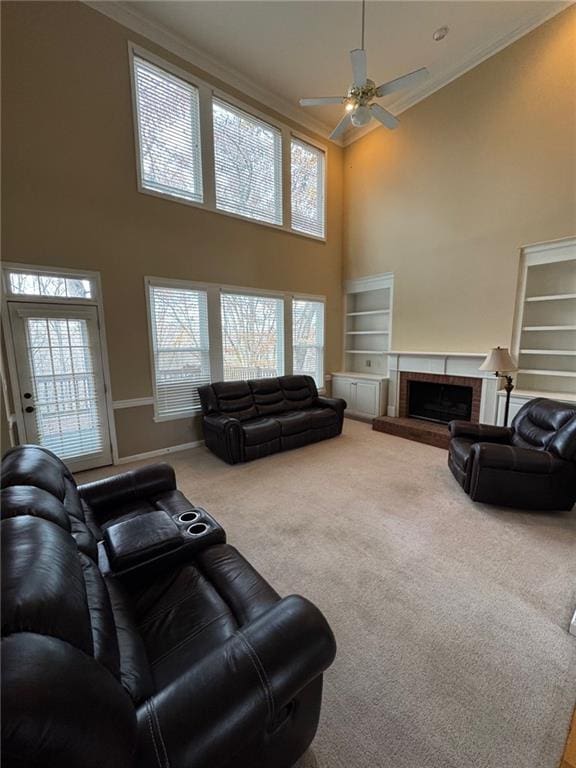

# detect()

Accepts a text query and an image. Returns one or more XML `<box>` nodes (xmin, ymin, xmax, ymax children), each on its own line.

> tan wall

<box><xmin>343</xmin><ymin>6</ymin><xmax>576</xmax><ymax>354</ymax></box>
<box><xmin>1</xmin><ymin>2</ymin><xmax>344</xmax><ymax>458</ymax></box>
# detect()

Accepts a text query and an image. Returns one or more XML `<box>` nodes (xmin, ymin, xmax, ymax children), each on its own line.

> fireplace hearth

<box><xmin>408</xmin><ymin>380</ymin><xmax>473</xmax><ymax>424</ymax></box>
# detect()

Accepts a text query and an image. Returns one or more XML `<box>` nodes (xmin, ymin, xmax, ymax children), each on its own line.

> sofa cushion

<box><xmin>307</xmin><ymin>407</ymin><xmax>339</xmax><ymax>430</ymax></box>
<box><xmin>249</xmin><ymin>377</ymin><xmax>287</xmax><ymax>416</ymax></box>
<box><xmin>210</xmin><ymin>381</ymin><xmax>258</xmax><ymax>421</ymax></box>
<box><xmin>449</xmin><ymin>437</ymin><xmax>475</xmax><ymax>471</ymax></box>
<box><xmin>279</xmin><ymin>375</ymin><xmax>317</xmax><ymax>410</ymax></box>
<box><xmin>241</xmin><ymin>417</ymin><xmax>282</xmax><ymax>446</ymax></box>
<box><xmin>274</xmin><ymin>410</ymin><xmax>311</xmax><ymax>436</ymax></box>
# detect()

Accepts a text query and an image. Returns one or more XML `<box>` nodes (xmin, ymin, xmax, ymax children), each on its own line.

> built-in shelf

<box><xmin>346</xmin><ymin>309</ymin><xmax>390</xmax><ymax>317</ymax></box>
<box><xmin>520</xmin><ymin>349</ymin><xmax>576</xmax><ymax>356</ymax></box>
<box><xmin>522</xmin><ymin>325</ymin><xmax>576</xmax><ymax>331</ymax></box>
<box><xmin>344</xmin><ymin>274</ymin><xmax>393</xmax><ymax>375</ymax></box>
<box><xmin>518</xmin><ymin>369</ymin><xmax>576</xmax><ymax>377</ymax></box>
<box><xmin>346</xmin><ymin>330</ymin><xmax>389</xmax><ymax>335</ymax></box>
<box><xmin>513</xmin><ymin>240</ymin><xmax>576</xmax><ymax>402</ymax></box>
<box><xmin>525</xmin><ymin>293</ymin><xmax>576</xmax><ymax>302</ymax></box>
<box><xmin>498</xmin><ymin>388</ymin><xmax>576</xmax><ymax>403</ymax></box>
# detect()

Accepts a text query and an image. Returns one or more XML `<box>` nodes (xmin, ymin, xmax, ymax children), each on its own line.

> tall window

<box><xmin>212</xmin><ymin>98</ymin><xmax>283</xmax><ymax>225</ymax></box>
<box><xmin>133</xmin><ymin>56</ymin><xmax>203</xmax><ymax>203</ymax></box>
<box><xmin>292</xmin><ymin>299</ymin><xmax>325</xmax><ymax>387</ymax></box>
<box><xmin>148</xmin><ymin>284</ymin><xmax>210</xmax><ymax>419</ymax></box>
<box><xmin>221</xmin><ymin>293</ymin><xmax>284</xmax><ymax>381</ymax></box>
<box><xmin>291</xmin><ymin>139</ymin><xmax>325</xmax><ymax>238</ymax></box>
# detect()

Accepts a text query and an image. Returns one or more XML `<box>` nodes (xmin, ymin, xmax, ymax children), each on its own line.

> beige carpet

<box><xmin>80</xmin><ymin>420</ymin><xmax>576</xmax><ymax>768</ymax></box>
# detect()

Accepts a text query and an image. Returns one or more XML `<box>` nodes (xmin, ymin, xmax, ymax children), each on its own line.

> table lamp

<box><xmin>479</xmin><ymin>347</ymin><xmax>517</xmax><ymax>426</ymax></box>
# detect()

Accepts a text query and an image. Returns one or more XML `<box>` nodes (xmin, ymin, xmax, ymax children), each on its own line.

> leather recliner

<box><xmin>199</xmin><ymin>375</ymin><xmax>346</xmax><ymax>464</ymax></box>
<box><xmin>448</xmin><ymin>397</ymin><xmax>576</xmax><ymax>510</ymax></box>
<box><xmin>1</xmin><ymin>445</ymin><xmax>336</xmax><ymax>768</ymax></box>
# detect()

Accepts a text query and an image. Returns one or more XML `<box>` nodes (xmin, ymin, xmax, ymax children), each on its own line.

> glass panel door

<box><xmin>8</xmin><ymin>302</ymin><xmax>112</xmax><ymax>471</ymax></box>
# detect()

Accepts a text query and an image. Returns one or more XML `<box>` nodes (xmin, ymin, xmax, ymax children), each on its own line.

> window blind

<box><xmin>213</xmin><ymin>98</ymin><xmax>282</xmax><ymax>225</ymax></box>
<box><xmin>293</xmin><ymin>299</ymin><xmax>325</xmax><ymax>387</ymax></box>
<box><xmin>148</xmin><ymin>285</ymin><xmax>211</xmax><ymax>418</ymax></box>
<box><xmin>133</xmin><ymin>57</ymin><xmax>203</xmax><ymax>203</ymax></box>
<box><xmin>221</xmin><ymin>292</ymin><xmax>285</xmax><ymax>381</ymax></box>
<box><xmin>290</xmin><ymin>139</ymin><xmax>325</xmax><ymax>238</ymax></box>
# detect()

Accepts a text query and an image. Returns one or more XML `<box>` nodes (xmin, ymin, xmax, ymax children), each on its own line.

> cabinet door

<box><xmin>332</xmin><ymin>378</ymin><xmax>354</xmax><ymax>408</ymax></box>
<box><xmin>354</xmin><ymin>380</ymin><xmax>379</xmax><ymax>416</ymax></box>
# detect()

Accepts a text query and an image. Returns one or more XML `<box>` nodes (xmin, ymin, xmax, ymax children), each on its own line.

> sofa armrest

<box><xmin>78</xmin><ymin>464</ymin><xmax>176</xmax><ymax>515</ymax></box>
<box><xmin>136</xmin><ymin>595</ymin><xmax>336</xmax><ymax>768</ymax></box>
<box><xmin>203</xmin><ymin>413</ymin><xmax>241</xmax><ymax>433</ymax></box>
<box><xmin>472</xmin><ymin>443</ymin><xmax>565</xmax><ymax>475</ymax></box>
<box><xmin>449</xmin><ymin>421</ymin><xmax>513</xmax><ymax>443</ymax></box>
<box><xmin>315</xmin><ymin>395</ymin><xmax>347</xmax><ymax>414</ymax></box>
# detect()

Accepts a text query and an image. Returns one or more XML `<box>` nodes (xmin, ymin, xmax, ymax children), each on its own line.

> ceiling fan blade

<box><xmin>375</xmin><ymin>67</ymin><xmax>429</xmax><ymax>97</ymax></box>
<box><xmin>299</xmin><ymin>97</ymin><xmax>344</xmax><ymax>107</ymax></box>
<box><xmin>330</xmin><ymin>112</ymin><xmax>352</xmax><ymax>140</ymax></box>
<box><xmin>350</xmin><ymin>48</ymin><xmax>367</xmax><ymax>87</ymax></box>
<box><xmin>370</xmin><ymin>104</ymin><xmax>399</xmax><ymax>130</ymax></box>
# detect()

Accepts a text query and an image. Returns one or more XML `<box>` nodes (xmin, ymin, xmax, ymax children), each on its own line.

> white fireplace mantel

<box><xmin>387</xmin><ymin>351</ymin><xmax>499</xmax><ymax>424</ymax></box>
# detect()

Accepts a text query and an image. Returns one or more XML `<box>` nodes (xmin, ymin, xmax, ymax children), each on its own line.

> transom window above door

<box><xmin>130</xmin><ymin>47</ymin><xmax>326</xmax><ymax>240</ymax></box>
<box><xmin>3</xmin><ymin>268</ymin><xmax>96</xmax><ymax>300</ymax></box>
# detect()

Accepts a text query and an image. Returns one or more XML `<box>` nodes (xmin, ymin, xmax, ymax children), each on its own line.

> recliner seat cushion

<box><xmin>241</xmin><ymin>417</ymin><xmax>282</xmax><ymax>446</ymax></box>
<box><xmin>274</xmin><ymin>410</ymin><xmax>311</xmax><ymax>436</ymax></box>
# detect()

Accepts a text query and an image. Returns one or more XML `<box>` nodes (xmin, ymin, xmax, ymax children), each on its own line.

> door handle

<box><xmin>24</xmin><ymin>406</ymin><xmax>35</xmax><ymax>413</ymax></box>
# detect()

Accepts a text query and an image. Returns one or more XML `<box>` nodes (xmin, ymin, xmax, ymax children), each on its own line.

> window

<box><xmin>292</xmin><ymin>299</ymin><xmax>325</xmax><ymax>387</ymax></box>
<box><xmin>5</xmin><ymin>269</ymin><xmax>94</xmax><ymax>299</ymax></box>
<box><xmin>148</xmin><ymin>284</ymin><xmax>211</xmax><ymax>419</ymax></box>
<box><xmin>221</xmin><ymin>292</ymin><xmax>284</xmax><ymax>381</ymax></box>
<box><xmin>130</xmin><ymin>48</ymin><xmax>328</xmax><ymax>239</ymax></box>
<box><xmin>213</xmin><ymin>99</ymin><xmax>282</xmax><ymax>225</ymax></box>
<box><xmin>133</xmin><ymin>56</ymin><xmax>203</xmax><ymax>203</ymax></box>
<box><xmin>291</xmin><ymin>139</ymin><xmax>325</xmax><ymax>238</ymax></box>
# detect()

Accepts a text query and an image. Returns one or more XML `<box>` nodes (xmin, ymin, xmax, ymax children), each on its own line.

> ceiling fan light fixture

<box><xmin>433</xmin><ymin>26</ymin><xmax>449</xmax><ymax>42</ymax></box>
<box><xmin>345</xmin><ymin>101</ymin><xmax>354</xmax><ymax>112</ymax></box>
<box><xmin>351</xmin><ymin>104</ymin><xmax>371</xmax><ymax>127</ymax></box>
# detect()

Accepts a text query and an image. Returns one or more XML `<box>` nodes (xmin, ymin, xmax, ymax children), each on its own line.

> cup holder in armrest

<box><xmin>187</xmin><ymin>522</ymin><xmax>209</xmax><ymax>537</ymax></box>
<box><xmin>178</xmin><ymin>511</ymin><xmax>200</xmax><ymax>524</ymax></box>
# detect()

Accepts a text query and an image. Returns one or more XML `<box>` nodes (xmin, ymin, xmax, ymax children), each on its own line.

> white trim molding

<box><xmin>116</xmin><ymin>439</ymin><xmax>205</xmax><ymax>465</ymax></box>
<box><xmin>387</xmin><ymin>351</ymin><xmax>499</xmax><ymax>424</ymax></box>
<box><xmin>113</xmin><ymin>397</ymin><xmax>155</xmax><ymax>410</ymax></box>
<box><xmin>84</xmin><ymin>0</ymin><xmax>570</xmax><ymax>148</ymax></box>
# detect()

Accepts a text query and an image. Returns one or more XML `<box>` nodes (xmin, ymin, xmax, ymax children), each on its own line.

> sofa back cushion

<box><xmin>512</xmin><ymin>398</ymin><xmax>576</xmax><ymax>460</ymax></box>
<box><xmin>280</xmin><ymin>375</ymin><xmax>318</xmax><ymax>410</ymax></box>
<box><xmin>1</xmin><ymin>447</ymin><xmax>140</xmax><ymax>767</ymax></box>
<box><xmin>249</xmin><ymin>377</ymin><xmax>288</xmax><ymax>416</ymax></box>
<box><xmin>199</xmin><ymin>381</ymin><xmax>258</xmax><ymax>421</ymax></box>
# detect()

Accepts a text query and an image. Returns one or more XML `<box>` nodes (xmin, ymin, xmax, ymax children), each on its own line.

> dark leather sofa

<box><xmin>448</xmin><ymin>397</ymin><xmax>576</xmax><ymax>510</ymax></box>
<box><xmin>1</xmin><ymin>445</ymin><xmax>336</xmax><ymax>768</ymax></box>
<box><xmin>199</xmin><ymin>375</ymin><xmax>346</xmax><ymax>464</ymax></box>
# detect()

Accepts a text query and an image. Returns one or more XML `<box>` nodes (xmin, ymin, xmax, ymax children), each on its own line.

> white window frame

<box><xmin>145</xmin><ymin>276</ymin><xmax>326</xmax><ymax>421</ymax></box>
<box><xmin>129</xmin><ymin>44</ymin><xmax>328</xmax><ymax>242</ymax></box>
<box><xmin>0</xmin><ymin>262</ymin><xmax>119</xmax><ymax>463</ymax></box>
<box><xmin>292</xmin><ymin>296</ymin><xmax>326</xmax><ymax>387</ymax></box>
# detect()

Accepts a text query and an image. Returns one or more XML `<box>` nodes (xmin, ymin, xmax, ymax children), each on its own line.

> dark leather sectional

<box><xmin>1</xmin><ymin>445</ymin><xmax>336</xmax><ymax>768</ymax></box>
<box><xmin>448</xmin><ymin>397</ymin><xmax>576</xmax><ymax>510</ymax></box>
<box><xmin>199</xmin><ymin>375</ymin><xmax>346</xmax><ymax>463</ymax></box>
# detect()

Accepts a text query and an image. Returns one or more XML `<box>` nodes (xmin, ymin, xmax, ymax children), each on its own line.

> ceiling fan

<box><xmin>299</xmin><ymin>0</ymin><xmax>430</xmax><ymax>140</ymax></box>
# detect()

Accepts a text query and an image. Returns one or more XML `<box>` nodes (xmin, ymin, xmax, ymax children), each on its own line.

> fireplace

<box><xmin>408</xmin><ymin>380</ymin><xmax>472</xmax><ymax>424</ymax></box>
<box><xmin>398</xmin><ymin>372</ymin><xmax>482</xmax><ymax>424</ymax></box>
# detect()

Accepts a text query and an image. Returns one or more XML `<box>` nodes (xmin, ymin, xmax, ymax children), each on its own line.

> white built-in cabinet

<box><xmin>332</xmin><ymin>273</ymin><xmax>393</xmax><ymax>419</ymax></box>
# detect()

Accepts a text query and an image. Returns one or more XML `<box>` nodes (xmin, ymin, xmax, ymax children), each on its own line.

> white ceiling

<box><xmin>94</xmin><ymin>1</ymin><xmax>570</xmax><ymax>143</ymax></box>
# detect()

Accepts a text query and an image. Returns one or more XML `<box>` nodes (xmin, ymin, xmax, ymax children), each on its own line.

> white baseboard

<box><xmin>116</xmin><ymin>439</ymin><xmax>204</xmax><ymax>465</ymax></box>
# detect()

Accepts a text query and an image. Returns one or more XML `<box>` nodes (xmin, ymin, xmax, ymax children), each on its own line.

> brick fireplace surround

<box><xmin>398</xmin><ymin>371</ymin><xmax>482</xmax><ymax>422</ymax></box>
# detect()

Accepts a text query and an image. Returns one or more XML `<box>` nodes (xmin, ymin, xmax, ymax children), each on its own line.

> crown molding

<box><xmin>343</xmin><ymin>1</ymin><xmax>572</xmax><ymax>146</ymax></box>
<box><xmin>84</xmin><ymin>0</ymin><xmax>571</xmax><ymax>149</ymax></box>
<box><xmin>83</xmin><ymin>0</ymin><xmax>338</xmax><ymax>144</ymax></box>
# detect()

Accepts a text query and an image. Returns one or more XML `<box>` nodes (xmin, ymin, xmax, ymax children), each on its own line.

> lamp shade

<box><xmin>479</xmin><ymin>346</ymin><xmax>517</xmax><ymax>373</ymax></box>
